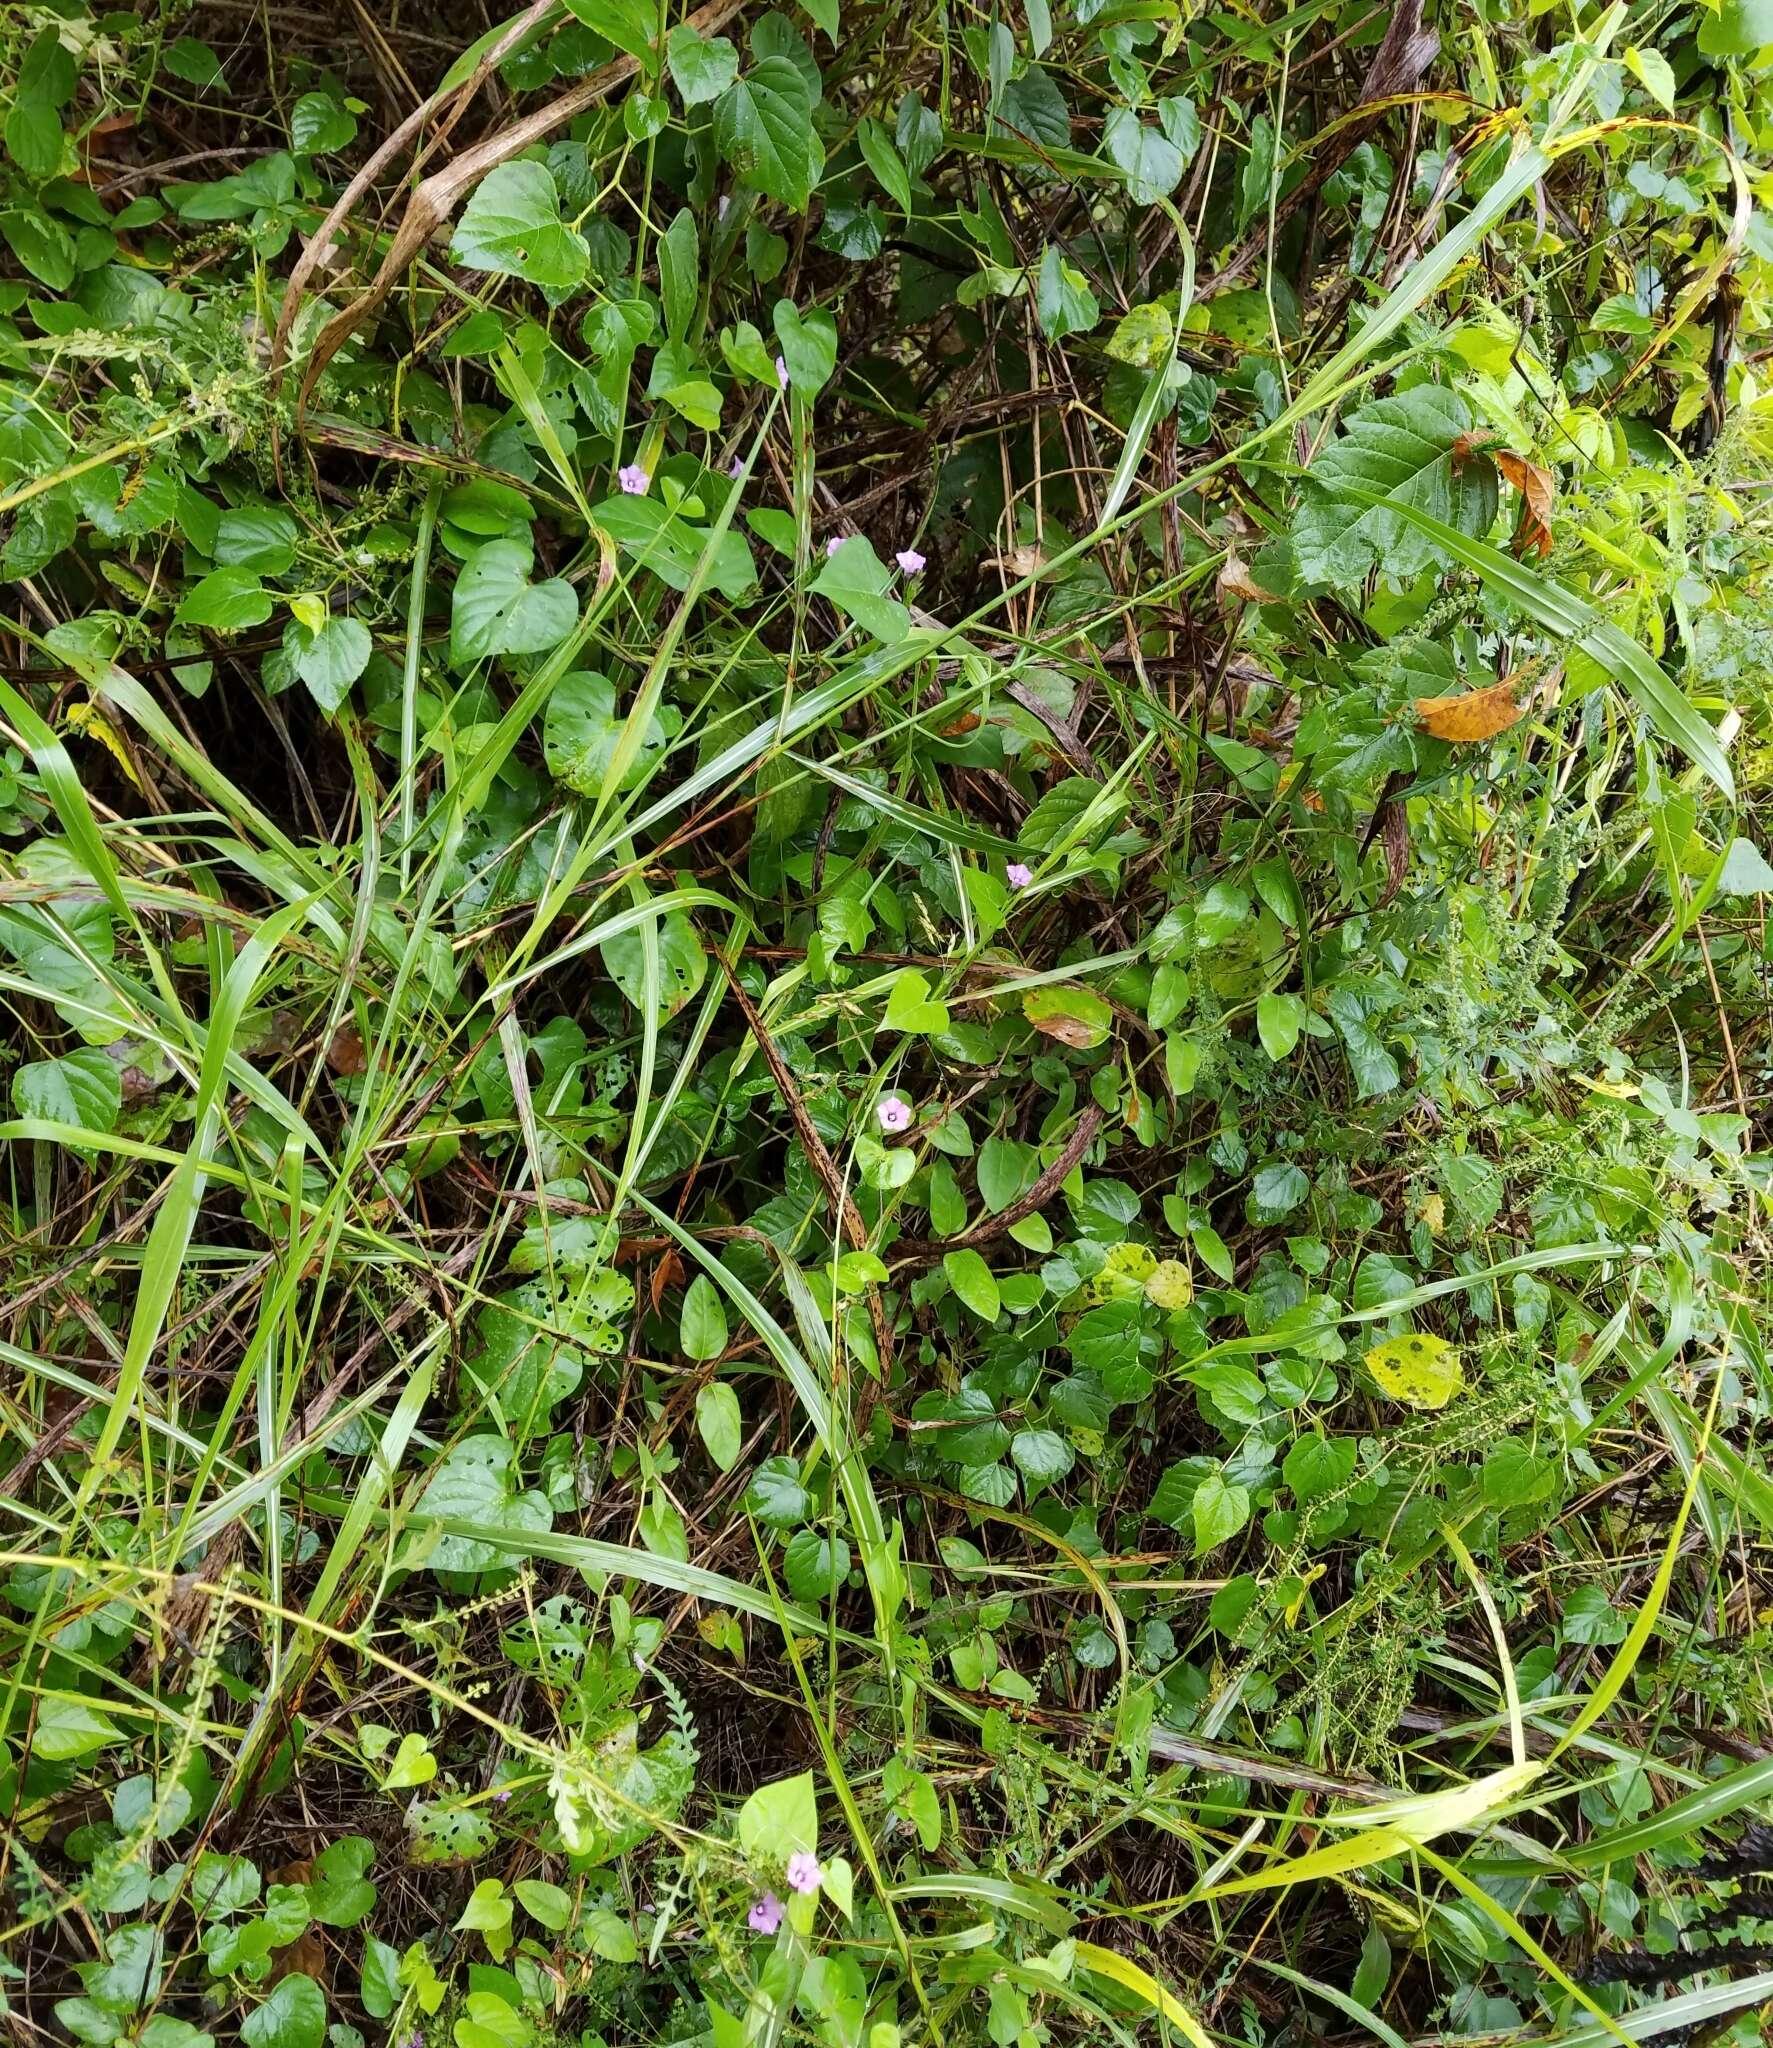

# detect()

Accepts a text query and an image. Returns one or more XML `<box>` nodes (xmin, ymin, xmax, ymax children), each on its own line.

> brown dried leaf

<box><xmin>650</xmin><ymin>1248</ymin><xmax>686</xmax><ymax>1312</ymax></box>
<box><xmin>1414</xmin><ymin>675</ymin><xmax>1525</xmax><ymax>743</ymax></box>
<box><xmin>1217</xmin><ymin>555</ymin><xmax>1282</xmax><ymax>605</ymax></box>
<box><xmin>1495</xmin><ymin>448</ymin><xmax>1555</xmax><ymax>557</ymax></box>
<box><xmin>1379</xmin><ymin>799</ymin><xmax>1409</xmax><ymax>905</ymax></box>
<box><xmin>327</xmin><ymin>1024</ymin><xmax>366</xmax><ymax>1076</ymax></box>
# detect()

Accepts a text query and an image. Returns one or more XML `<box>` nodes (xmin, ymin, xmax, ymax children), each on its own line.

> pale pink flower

<box><xmin>895</xmin><ymin>548</ymin><xmax>926</xmax><ymax>574</ymax></box>
<box><xmin>826</xmin><ymin>536</ymin><xmax>844</xmax><ymax>558</ymax></box>
<box><xmin>748</xmin><ymin>1891</ymin><xmax>783</xmax><ymax>1934</ymax></box>
<box><xmin>877</xmin><ymin>1097</ymin><xmax>912</xmax><ymax>1134</ymax></box>
<box><xmin>775</xmin><ymin>356</ymin><xmax>789</xmax><ymax>390</ymax></box>
<box><xmin>786</xmin><ymin>1852</ymin><xmax>821</xmax><ymax>1894</ymax></box>
<box><xmin>1006</xmin><ymin>862</ymin><xmax>1032</xmax><ymax>889</ymax></box>
<box><xmin>728</xmin><ymin>456</ymin><xmax>744</xmax><ymax>479</ymax></box>
<box><xmin>617</xmin><ymin>463</ymin><xmax>649</xmax><ymax>495</ymax></box>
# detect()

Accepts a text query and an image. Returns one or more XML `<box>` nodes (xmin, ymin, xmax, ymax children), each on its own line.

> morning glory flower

<box><xmin>776</xmin><ymin>356</ymin><xmax>790</xmax><ymax>390</ymax></box>
<box><xmin>617</xmin><ymin>463</ymin><xmax>649</xmax><ymax>495</ymax></box>
<box><xmin>1006</xmin><ymin>862</ymin><xmax>1033</xmax><ymax>889</ymax></box>
<box><xmin>786</xmin><ymin>1852</ymin><xmax>822</xmax><ymax>1894</ymax></box>
<box><xmin>877</xmin><ymin>1097</ymin><xmax>912</xmax><ymax>1134</ymax></box>
<box><xmin>896</xmin><ymin>548</ymin><xmax>926</xmax><ymax>574</ymax></box>
<box><xmin>826</xmin><ymin>536</ymin><xmax>844</xmax><ymax>557</ymax></box>
<box><xmin>748</xmin><ymin>1891</ymin><xmax>784</xmax><ymax>1934</ymax></box>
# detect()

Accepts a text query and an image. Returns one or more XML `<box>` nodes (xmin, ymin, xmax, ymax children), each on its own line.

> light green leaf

<box><xmin>695</xmin><ymin>1381</ymin><xmax>743</xmax><ymax>1469</ymax></box>
<box><xmin>881</xmin><ymin>966</ymin><xmax>948</xmax><ymax>1033</ymax></box>
<box><xmin>737</xmin><ymin>1771</ymin><xmax>820</xmax><ymax>1859</ymax></box>
<box><xmin>295</xmin><ymin>616</ymin><xmax>371</xmax><ymax>714</ymax></box>
<box><xmin>812</xmin><ymin>536</ymin><xmax>909</xmax><ymax>643</ymax></box>
<box><xmin>1035</xmin><ymin>244</ymin><xmax>1098</xmax><ymax>340</ymax></box>
<box><xmin>450</xmin><ymin>538</ymin><xmax>577</xmax><ymax>664</ymax></box>
<box><xmin>32</xmin><ymin>1693</ymin><xmax>123</xmax><ymax>1760</ymax></box>
<box><xmin>1190</xmin><ymin>1470</ymin><xmax>1249</xmax><ymax>1554</ymax></box>
<box><xmin>1256</xmin><ymin>992</ymin><xmax>1304</xmax><ymax>1060</ymax></box>
<box><xmin>683</xmin><ymin>1276</ymin><xmax>731</xmax><ymax>1362</ymax></box>
<box><xmin>451</xmin><ymin>161</ymin><xmax>587</xmax><ymax>289</ymax></box>
<box><xmin>667</xmin><ymin>25</ymin><xmax>739</xmax><ymax>104</ymax></box>
<box><xmin>773</xmin><ymin>298</ymin><xmax>838</xmax><ymax>391</ymax></box>
<box><xmin>177</xmin><ymin>567</ymin><xmax>273</xmax><ymax>631</ymax></box>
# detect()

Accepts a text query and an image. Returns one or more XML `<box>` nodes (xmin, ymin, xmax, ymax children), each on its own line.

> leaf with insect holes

<box><xmin>1415</xmin><ymin>674</ymin><xmax>1525</xmax><ymax>743</ymax></box>
<box><xmin>451</xmin><ymin>161</ymin><xmax>587</xmax><ymax>290</ymax></box>
<box><xmin>1363</xmin><ymin>1331</ymin><xmax>1463</xmax><ymax>1410</ymax></box>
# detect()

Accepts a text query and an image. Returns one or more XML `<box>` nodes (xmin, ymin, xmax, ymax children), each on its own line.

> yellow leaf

<box><xmin>1074</xmin><ymin>1942</ymin><xmax>1214</xmax><ymax>2048</ymax></box>
<box><xmin>1573</xmin><ymin>1074</ymin><xmax>1639</xmax><ymax>1099</ymax></box>
<box><xmin>289</xmin><ymin>592</ymin><xmax>327</xmax><ymax>634</ymax></box>
<box><xmin>1203</xmin><ymin>1762</ymin><xmax>1545</xmax><ymax>1898</ymax></box>
<box><xmin>1144</xmin><ymin>1258</ymin><xmax>1194</xmax><ymax>1311</ymax></box>
<box><xmin>64</xmin><ymin>701</ymin><xmax>141</xmax><ymax>791</ymax></box>
<box><xmin>1363</xmin><ymin>1332</ymin><xmax>1463</xmax><ymax>1410</ymax></box>
<box><xmin>1414</xmin><ymin>675</ymin><xmax>1524</xmax><ymax>742</ymax></box>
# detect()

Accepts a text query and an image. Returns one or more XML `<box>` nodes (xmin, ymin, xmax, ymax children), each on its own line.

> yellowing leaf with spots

<box><xmin>1364</xmin><ymin>1331</ymin><xmax>1463</xmax><ymax>1409</ymax></box>
<box><xmin>1144</xmin><ymin>1258</ymin><xmax>1195</xmax><ymax>1310</ymax></box>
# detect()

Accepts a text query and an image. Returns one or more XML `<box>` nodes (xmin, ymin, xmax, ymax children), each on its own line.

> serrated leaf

<box><xmin>1292</xmin><ymin>388</ymin><xmax>1497</xmax><ymax>585</ymax></box>
<box><xmin>715</xmin><ymin>60</ymin><xmax>820</xmax><ymax>212</ymax></box>
<box><xmin>13</xmin><ymin>1047</ymin><xmax>120</xmax><ymax>1133</ymax></box>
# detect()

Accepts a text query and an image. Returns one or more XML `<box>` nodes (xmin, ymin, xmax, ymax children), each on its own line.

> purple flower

<box><xmin>775</xmin><ymin>356</ymin><xmax>790</xmax><ymax>391</ymax></box>
<box><xmin>618</xmin><ymin>463</ymin><xmax>649</xmax><ymax>496</ymax></box>
<box><xmin>748</xmin><ymin>1891</ymin><xmax>784</xmax><ymax>1934</ymax></box>
<box><xmin>877</xmin><ymin>1096</ymin><xmax>912</xmax><ymax>1134</ymax></box>
<box><xmin>895</xmin><ymin>548</ymin><xmax>926</xmax><ymax>575</ymax></box>
<box><xmin>493</xmin><ymin>1789</ymin><xmax>513</xmax><ymax>1803</ymax></box>
<box><xmin>786</xmin><ymin>1851</ymin><xmax>822</xmax><ymax>1894</ymax></box>
<box><xmin>1006</xmin><ymin>862</ymin><xmax>1033</xmax><ymax>890</ymax></box>
<box><xmin>826</xmin><ymin>536</ymin><xmax>844</xmax><ymax>558</ymax></box>
<box><xmin>728</xmin><ymin>456</ymin><xmax>744</xmax><ymax>480</ymax></box>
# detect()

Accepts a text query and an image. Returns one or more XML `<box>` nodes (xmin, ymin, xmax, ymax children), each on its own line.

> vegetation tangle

<box><xmin>2</xmin><ymin>0</ymin><xmax>1773</xmax><ymax>2044</ymax></box>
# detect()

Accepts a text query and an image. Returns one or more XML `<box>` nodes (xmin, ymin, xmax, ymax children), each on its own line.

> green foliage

<box><xmin>1</xmin><ymin>4</ymin><xmax>1771</xmax><ymax>2048</ymax></box>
